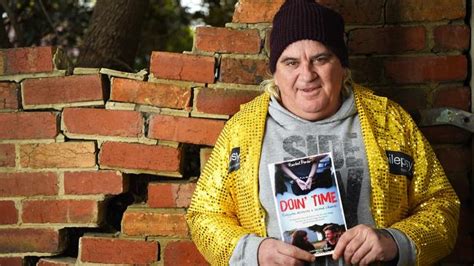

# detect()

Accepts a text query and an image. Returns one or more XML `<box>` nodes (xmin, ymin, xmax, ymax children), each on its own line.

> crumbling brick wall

<box><xmin>0</xmin><ymin>0</ymin><xmax>472</xmax><ymax>265</ymax></box>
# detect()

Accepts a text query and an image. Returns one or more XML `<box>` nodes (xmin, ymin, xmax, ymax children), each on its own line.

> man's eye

<box><xmin>285</xmin><ymin>61</ymin><xmax>298</xmax><ymax>66</ymax></box>
<box><xmin>313</xmin><ymin>56</ymin><xmax>329</xmax><ymax>64</ymax></box>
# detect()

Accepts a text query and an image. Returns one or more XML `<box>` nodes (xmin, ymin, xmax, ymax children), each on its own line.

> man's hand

<box><xmin>304</xmin><ymin>176</ymin><xmax>312</xmax><ymax>190</ymax></box>
<box><xmin>258</xmin><ymin>238</ymin><xmax>315</xmax><ymax>266</ymax></box>
<box><xmin>332</xmin><ymin>224</ymin><xmax>398</xmax><ymax>266</ymax></box>
<box><xmin>295</xmin><ymin>178</ymin><xmax>308</xmax><ymax>191</ymax></box>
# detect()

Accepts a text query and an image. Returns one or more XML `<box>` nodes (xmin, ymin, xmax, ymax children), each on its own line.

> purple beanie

<box><xmin>269</xmin><ymin>0</ymin><xmax>349</xmax><ymax>73</ymax></box>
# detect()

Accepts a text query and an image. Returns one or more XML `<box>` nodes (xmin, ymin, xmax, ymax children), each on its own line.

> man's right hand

<box><xmin>258</xmin><ymin>238</ymin><xmax>315</xmax><ymax>266</ymax></box>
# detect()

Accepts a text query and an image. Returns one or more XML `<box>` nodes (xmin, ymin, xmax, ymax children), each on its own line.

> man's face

<box><xmin>325</xmin><ymin>229</ymin><xmax>335</xmax><ymax>240</ymax></box>
<box><xmin>274</xmin><ymin>40</ymin><xmax>345</xmax><ymax>121</ymax></box>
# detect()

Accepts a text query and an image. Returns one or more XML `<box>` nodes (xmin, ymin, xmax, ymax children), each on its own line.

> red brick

<box><xmin>0</xmin><ymin>200</ymin><xmax>18</xmax><ymax>224</ymax></box>
<box><xmin>111</xmin><ymin>78</ymin><xmax>191</xmax><ymax>109</ymax></box>
<box><xmin>22</xmin><ymin>75</ymin><xmax>103</xmax><ymax>106</ymax></box>
<box><xmin>0</xmin><ymin>144</ymin><xmax>15</xmax><ymax>167</ymax></box>
<box><xmin>432</xmin><ymin>86</ymin><xmax>470</xmax><ymax>111</ymax></box>
<box><xmin>22</xmin><ymin>199</ymin><xmax>99</xmax><ymax>224</ymax></box>
<box><xmin>195</xmin><ymin>27</ymin><xmax>260</xmax><ymax>54</ymax></box>
<box><xmin>194</xmin><ymin>87</ymin><xmax>262</xmax><ymax>116</ymax></box>
<box><xmin>148</xmin><ymin>182</ymin><xmax>196</xmax><ymax>208</ymax></box>
<box><xmin>0</xmin><ymin>82</ymin><xmax>18</xmax><ymax>110</ymax></box>
<box><xmin>421</xmin><ymin>126</ymin><xmax>471</xmax><ymax>145</ymax></box>
<box><xmin>232</xmin><ymin>0</ymin><xmax>284</xmax><ymax>23</ymax></box>
<box><xmin>64</xmin><ymin>171</ymin><xmax>125</xmax><ymax>195</ymax></box>
<box><xmin>122</xmin><ymin>209</ymin><xmax>188</xmax><ymax>237</ymax></box>
<box><xmin>349</xmin><ymin>57</ymin><xmax>384</xmax><ymax>84</ymax></box>
<box><xmin>233</xmin><ymin>0</ymin><xmax>383</xmax><ymax>24</ymax></box>
<box><xmin>0</xmin><ymin>112</ymin><xmax>57</xmax><ymax>140</ymax></box>
<box><xmin>318</xmin><ymin>0</ymin><xmax>384</xmax><ymax>24</ymax></box>
<box><xmin>20</xmin><ymin>142</ymin><xmax>96</xmax><ymax>169</ymax></box>
<box><xmin>164</xmin><ymin>240</ymin><xmax>208</xmax><ymax>266</ymax></box>
<box><xmin>434</xmin><ymin>146</ymin><xmax>471</xmax><ymax>173</ymax></box>
<box><xmin>219</xmin><ymin>57</ymin><xmax>271</xmax><ymax>85</ymax></box>
<box><xmin>62</xmin><ymin>108</ymin><xmax>143</xmax><ymax>137</ymax></box>
<box><xmin>148</xmin><ymin>115</ymin><xmax>225</xmax><ymax>146</ymax></box>
<box><xmin>37</xmin><ymin>257</ymin><xmax>76</xmax><ymax>266</ymax></box>
<box><xmin>0</xmin><ymin>172</ymin><xmax>57</xmax><ymax>197</ymax></box>
<box><xmin>99</xmin><ymin>142</ymin><xmax>181</xmax><ymax>173</ymax></box>
<box><xmin>434</xmin><ymin>25</ymin><xmax>470</xmax><ymax>52</ymax></box>
<box><xmin>0</xmin><ymin>257</ymin><xmax>23</xmax><ymax>266</ymax></box>
<box><xmin>384</xmin><ymin>56</ymin><xmax>467</xmax><ymax>84</ymax></box>
<box><xmin>79</xmin><ymin>236</ymin><xmax>158</xmax><ymax>264</ymax></box>
<box><xmin>385</xmin><ymin>88</ymin><xmax>427</xmax><ymax>114</ymax></box>
<box><xmin>150</xmin><ymin>52</ymin><xmax>215</xmax><ymax>83</ymax></box>
<box><xmin>0</xmin><ymin>228</ymin><xmax>66</xmax><ymax>253</ymax></box>
<box><xmin>0</xmin><ymin>46</ymin><xmax>55</xmax><ymax>75</ymax></box>
<box><xmin>386</xmin><ymin>0</ymin><xmax>465</xmax><ymax>22</ymax></box>
<box><xmin>348</xmin><ymin>26</ymin><xmax>425</xmax><ymax>55</ymax></box>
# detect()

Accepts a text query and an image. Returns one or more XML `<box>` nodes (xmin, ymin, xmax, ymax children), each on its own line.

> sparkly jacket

<box><xmin>186</xmin><ymin>84</ymin><xmax>460</xmax><ymax>266</ymax></box>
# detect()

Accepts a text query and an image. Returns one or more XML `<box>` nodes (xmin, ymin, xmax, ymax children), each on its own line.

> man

<box><xmin>322</xmin><ymin>225</ymin><xmax>338</xmax><ymax>251</ymax></box>
<box><xmin>187</xmin><ymin>0</ymin><xmax>460</xmax><ymax>265</ymax></box>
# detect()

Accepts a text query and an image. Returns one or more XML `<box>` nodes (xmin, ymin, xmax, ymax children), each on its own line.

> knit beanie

<box><xmin>269</xmin><ymin>0</ymin><xmax>349</xmax><ymax>73</ymax></box>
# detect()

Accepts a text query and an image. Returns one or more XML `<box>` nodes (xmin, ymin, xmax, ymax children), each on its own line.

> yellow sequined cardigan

<box><xmin>187</xmin><ymin>84</ymin><xmax>460</xmax><ymax>266</ymax></box>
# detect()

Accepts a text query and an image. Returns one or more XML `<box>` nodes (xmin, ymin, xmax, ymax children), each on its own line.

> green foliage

<box><xmin>135</xmin><ymin>0</ymin><xmax>194</xmax><ymax>69</ymax></box>
<box><xmin>1</xmin><ymin>0</ymin><xmax>93</xmax><ymax>51</ymax></box>
<box><xmin>1</xmin><ymin>0</ymin><xmax>238</xmax><ymax>70</ymax></box>
<box><xmin>194</xmin><ymin>0</ymin><xmax>237</xmax><ymax>27</ymax></box>
<box><xmin>133</xmin><ymin>0</ymin><xmax>238</xmax><ymax>69</ymax></box>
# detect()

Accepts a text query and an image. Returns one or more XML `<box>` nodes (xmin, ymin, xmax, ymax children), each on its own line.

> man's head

<box><xmin>267</xmin><ymin>0</ymin><xmax>350</xmax><ymax>121</ymax></box>
<box><xmin>293</xmin><ymin>230</ymin><xmax>308</xmax><ymax>239</ymax></box>
<box><xmin>269</xmin><ymin>0</ymin><xmax>348</xmax><ymax>74</ymax></box>
<box><xmin>323</xmin><ymin>225</ymin><xmax>336</xmax><ymax>241</ymax></box>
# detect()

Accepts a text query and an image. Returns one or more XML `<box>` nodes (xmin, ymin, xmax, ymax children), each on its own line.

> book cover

<box><xmin>268</xmin><ymin>152</ymin><xmax>347</xmax><ymax>257</ymax></box>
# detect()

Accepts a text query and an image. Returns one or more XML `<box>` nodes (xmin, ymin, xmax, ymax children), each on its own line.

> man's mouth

<box><xmin>299</xmin><ymin>86</ymin><xmax>321</xmax><ymax>93</ymax></box>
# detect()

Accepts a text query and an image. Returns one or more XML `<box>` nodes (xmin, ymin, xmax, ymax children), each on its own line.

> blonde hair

<box><xmin>261</xmin><ymin>69</ymin><xmax>353</xmax><ymax>101</ymax></box>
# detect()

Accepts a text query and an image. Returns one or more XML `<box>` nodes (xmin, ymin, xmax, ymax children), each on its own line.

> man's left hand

<box><xmin>332</xmin><ymin>224</ymin><xmax>398</xmax><ymax>266</ymax></box>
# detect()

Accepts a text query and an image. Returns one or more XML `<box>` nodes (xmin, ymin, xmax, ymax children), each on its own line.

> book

<box><xmin>268</xmin><ymin>152</ymin><xmax>347</xmax><ymax>257</ymax></box>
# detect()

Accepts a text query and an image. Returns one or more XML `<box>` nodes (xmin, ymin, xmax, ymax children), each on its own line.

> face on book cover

<box><xmin>274</xmin><ymin>40</ymin><xmax>345</xmax><ymax>121</ymax></box>
<box><xmin>325</xmin><ymin>229</ymin><xmax>335</xmax><ymax>241</ymax></box>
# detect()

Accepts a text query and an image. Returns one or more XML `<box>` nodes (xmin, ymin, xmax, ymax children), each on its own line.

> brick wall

<box><xmin>0</xmin><ymin>1</ymin><xmax>472</xmax><ymax>265</ymax></box>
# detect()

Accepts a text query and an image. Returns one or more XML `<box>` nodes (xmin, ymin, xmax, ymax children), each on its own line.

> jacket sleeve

<box><xmin>186</xmin><ymin>122</ymin><xmax>254</xmax><ymax>266</ymax></box>
<box><xmin>389</xmin><ymin>104</ymin><xmax>460</xmax><ymax>265</ymax></box>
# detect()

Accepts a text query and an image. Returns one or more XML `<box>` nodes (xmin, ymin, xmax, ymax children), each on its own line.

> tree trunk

<box><xmin>76</xmin><ymin>0</ymin><xmax>149</xmax><ymax>71</ymax></box>
<box><xmin>0</xmin><ymin>22</ymin><xmax>11</xmax><ymax>48</ymax></box>
<box><xmin>0</xmin><ymin>3</ymin><xmax>12</xmax><ymax>48</ymax></box>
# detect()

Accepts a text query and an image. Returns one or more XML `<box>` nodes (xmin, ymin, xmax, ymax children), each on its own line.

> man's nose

<box><xmin>299</xmin><ymin>62</ymin><xmax>317</xmax><ymax>82</ymax></box>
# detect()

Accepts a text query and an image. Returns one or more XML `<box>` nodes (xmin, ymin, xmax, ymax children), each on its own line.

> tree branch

<box><xmin>38</xmin><ymin>0</ymin><xmax>58</xmax><ymax>37</ymax></box>
<box><xmin>0</xmin><ymin>0</ymin><xmax>22</xmax><ymax>45</ymax></box>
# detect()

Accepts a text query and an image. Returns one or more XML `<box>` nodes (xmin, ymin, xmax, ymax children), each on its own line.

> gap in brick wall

<box><xmin>463</xmin><ymin>0</ymin><xmax>472</xmax><ymax>88</ymax></box>
<box><xmin>465</xmin><ymin>0</ymin><xmax>472</xmax><ymax>28</ymax></box>
<box><xmin>22</xmin><ymin>256</ymin><xmax>40</xmax><ymax>265</ymax></box>
<box><xmin>24</xmin><ymin>173</ymin><xmax>169</xmax><ymax>264</ymax></box>
<box><xmin>101</xmin><ymin>74</ymin><xmax>111</xmax><ymax>101</ymax></box>
<box><xmin>182</xmin><ymin>144</ymin><xmax>201</xmax><ymax>178</ymax></box>
<box><xmin>24</xmin><ymin>228</ymin><xmax>104</xmax><ymax>265</ymax></box>
<box><xmin>104</xmin><ymin>173</ymin><xmax>160</xmax><ymax>231</ymax></box>
<box><xmin>101</xmin><ymin>143</ymin><xmax>202</xmax><ymax>233</ymax></box>
<box><xmin>60</xmin><ymin>227</ymin><xmax>105</xmax><ymax>257</ymax></box>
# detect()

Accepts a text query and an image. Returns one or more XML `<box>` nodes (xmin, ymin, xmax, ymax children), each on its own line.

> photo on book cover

<box><xmin>268</xmin><ymin>153</ymin><xmax>347</xmax><ymax>257</ymax></box>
